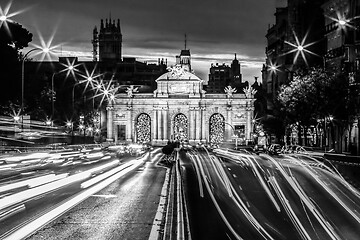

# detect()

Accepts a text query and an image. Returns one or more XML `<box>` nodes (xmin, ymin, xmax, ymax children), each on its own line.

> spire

<box><xmin>100</xmin><ymin>19</ymin><xmax>104</xmax><ymax>30</ymax></box>
<box><xmin>234</xmin><ymin>53</ymin><xmax>237</xmax><ymax>60</ymax></box>
<box><xmin>117</xmin><ymin>19</ymin><xmax>121</xmax><ymax>32</ymax></box>
<box><xmin>184</xmin><ymin>34</ymin><xmax>187</xmax><ymax>50</ymax></box>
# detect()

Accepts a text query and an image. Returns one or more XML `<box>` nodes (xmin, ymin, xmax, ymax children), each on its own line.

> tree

<box><xmin>0</xmin><ymin>20</ymin><xmax>32</xmax><ymax>106</ymax></box>
<box><xmin>277</xmin><ymin>68</ymin><xmax>331</xmax><ymax>145</ymax></box>
<box><xmin>277</xmin><ymin>67</ymin><xmax>358</xmax><ymax>149</ymax></box>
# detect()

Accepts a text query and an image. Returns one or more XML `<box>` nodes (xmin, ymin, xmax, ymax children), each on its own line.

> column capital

<box><xmin>106</xmin><ymin>106</ymin><xmax>114</xmax><ymax>111</ymax></box>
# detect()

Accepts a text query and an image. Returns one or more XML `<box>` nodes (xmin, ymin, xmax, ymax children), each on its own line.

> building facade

<box><xmin>322</xmin><ymin>0</ymin><xmax>360</xmax><ymax>154</ymax></box>
<box><xmin>22</xmin><ymin>18</ymin><xmax>167</xmax><ymax>125</ymax></box>
<box><xmin>105</xmin><ymin>50</ymin><xmax>255</xmax><ymax>146</ymax></box>
<box><xmin>207</xmin><ymin>54</ymin><xmax>242</xmax><ymax>93</ymax></box>
<box><xmin>262</xmin><ymin>0</ymin><xmax>326</xmax><ymax>112</ymax></box>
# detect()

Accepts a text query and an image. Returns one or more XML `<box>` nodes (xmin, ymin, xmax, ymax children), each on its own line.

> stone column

<box><xmin>195</xmin><ymin>107</ymin><xmax>200</xmax><ymax>141</ymax></box>
<box><xmin>201</xmin><ymin>106</ymin><xmax>206</xmax><ymax>142</ymax></box>
<box><xmin>153</xmin><ymin>108</ymin><xmax>158</xmax><ymax>141</ymax></box>
<box><xmin>189</xmin><ymin>107</ymin><xmax>195</xmax><ymax>142</ymax></box>
<box><xmin>157</xmin><ymin>108</ymin><xmax>162</xmax><ymax>141</ymax></box>
<box><xmin>246</xmin><ymin>102</ymin><xmax>254</xmax><ymax>143</ymax></box>
<box><xmin>226</xmin><ymin>105</ymin><xmax>233</xmax><ymax>141</ymax></box>
<box><xmin>126</xmin><ymin>105</ymin><xmax>133</xmax><ymax>142</ymax></box>
<box><xmin>163</xmin><ymin>107</ymin><xmax>168</xmax><ymax>141</ymax></box>
<box><xmin>106</xmin><ymin>106</ymin><xmax>114</xmax><ymax>141</ymax></box>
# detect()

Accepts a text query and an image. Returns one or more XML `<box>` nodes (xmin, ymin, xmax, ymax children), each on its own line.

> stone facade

<box><xmin>105</xmin><ymin>50</ymin><xmax>255</xmax><ymax>146</ymax></box>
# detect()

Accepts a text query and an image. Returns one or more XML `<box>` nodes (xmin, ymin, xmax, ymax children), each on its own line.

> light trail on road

<box><xmin>181</xmin><ymin>148</ymin><xmax>360</xmax><ymax>239</ymax></box>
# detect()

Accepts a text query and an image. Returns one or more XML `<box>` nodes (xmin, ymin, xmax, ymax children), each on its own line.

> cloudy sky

<box><xmin>6</xmin><ymin>0</ymin><xmax>277</xmax><ymax>82</ymax></box>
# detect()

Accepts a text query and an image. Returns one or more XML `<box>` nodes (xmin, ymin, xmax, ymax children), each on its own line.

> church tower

<box><xmin>175</xmin><ymin>34</ymin><xmax>191</xmax><ymax>71</ymax></box>
<box><xmin>92</xmin><ymin>18</ymin><xmax>122</xmax><ymax>62</ymax></box>
<box><xmin>231</xmin><ymin>53</ymin><xmax>242</xmax><ymax>84</ymax></box>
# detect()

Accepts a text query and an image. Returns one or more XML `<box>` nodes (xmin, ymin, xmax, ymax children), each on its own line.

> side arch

<box><xmin>135</xmin><ymin>113</ymin><xmax>151</xmax><ymax>143</ymax></box>
<box><xmin>209</xmin><ymin>113</ymin><xmax>225</xmax><ymax>145</ymax></box>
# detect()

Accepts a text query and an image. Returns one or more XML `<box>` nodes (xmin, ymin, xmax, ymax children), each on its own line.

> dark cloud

<box><xmin>9</xmin><ymin>0</ymin><xmax>275</xmax><ymax>81</ymax></box>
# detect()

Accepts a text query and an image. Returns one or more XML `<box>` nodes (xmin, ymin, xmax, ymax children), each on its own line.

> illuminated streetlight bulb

<box><xmin>14</xmin><ymin>116</ymin><xmax>20</xmax><ymax>121</ymax></box>
<box><xmin>270</xmin><ymin>66</ymin><xmax>277</xmax><ymax>71</ymax></box>
<box><xmin>104</xmin><ymin>90</ymin><xmax>109</xmax><ymax>95</ymax></box>
<box><xmin>0</xmin><ymin>15</ymin><xmax>6</xmax><ymax>21</ymax></box>
<box><xmin>110</xmin><ymin>94</ymin><xmax>115</xmax><ymax>100</ymax></box>
<box><xmin>87</xmin><ymin>77</ymin><xmax>93</xmax><ymax>81</ymax></box>
<box><xmin>297</xmin><ymin>46</ymin><xmax>304</xmax><ymax>51</ymax></box>
<box><xmin>42</xmin><ymin>47</ymin><xmax>50</xmax><ymax>53</ymax></box>
<box><xmin>68</xmin><ymin>65</ymin><xmax>74</xmax><ymax>71</ymax></box>
<box><xmin>338</xmin><ymin>20</ymin><xmax>346</xmax><ymax>26</ymax></box>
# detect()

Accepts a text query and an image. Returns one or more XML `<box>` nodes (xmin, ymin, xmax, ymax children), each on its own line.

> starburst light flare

<box><xmin>325</xmin><ymin>12</ymin><xmax>358</xmax><ymax>32</ymax></box>
<box><xmin>0</xmin><ymin>1</ymin><xmax>29</xmax><ymax>29</ymax></box>
<box><xmin>59</xmin><ymin>57</ymin><xmax>82</xmax><ymax>79</ymax></box>
<box><xmin>96</xmin><ymin>79</ymin><xmax>118</xmax><ymax>106</ymax></box>
<box><xmin>29</xmin><ymin>31</ymin><xmax>62</xmax><ymax>62</ymax></box>
<box><xmin>78</xmin><ymin>64</ymin><xmax>103</xmax><ymax>91</ymax></box>
<box><xmin>283</xmin><ymin>30</ymin><xmax>319</xmax><ymax>66</ymax></box>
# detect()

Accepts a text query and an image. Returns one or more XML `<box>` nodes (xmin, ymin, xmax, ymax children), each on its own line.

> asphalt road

<box><xmin>179</xmin><ymin>148</ymin><xmax>360</xmax><ymax>240</ymax></box>
<box><xmin>0</xmin><ymin>147</ymin><xmax>169</xmax><ymax>240</ymax></box>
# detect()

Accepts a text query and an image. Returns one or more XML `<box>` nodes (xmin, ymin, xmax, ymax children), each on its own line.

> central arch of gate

<box><xmin>105</xmin><ymin>50</ymin><xmax>255</xmax><ymax>147</ymax></box>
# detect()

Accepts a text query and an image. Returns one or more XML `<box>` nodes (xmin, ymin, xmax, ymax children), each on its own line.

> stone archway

<box><xmin>209</xmin><ymin>113</ymin><xmax>225</xmax><ymax>145</ymax></box>
<box><xmin>173</xmin><ymin>113</ymin><xmax>188</xmax><ymax>142</ymax></box>
<box><xmin>135</xmin><ymin>113</ymin><xmax>151</xmax><ymax>143</ymax></box>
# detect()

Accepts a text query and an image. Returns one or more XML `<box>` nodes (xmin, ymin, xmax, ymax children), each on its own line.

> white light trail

<box><xmin>189</xmin><ymin>155</ymin><xmax>204</xmax><ymax>198</ymax></box>
<box><xmin>195</xmin><ymin>151</ymin><xmax>275</xmax><ymax>239</ymax></box>
<box><xmin>192</xmin><ymin>152</ymin><xmax>244</xmax><ymax>240</ymax></box>
<box><xmin>81</xmin><ymin>160</ymin><xmax>135</xmax><ymax>189</ymax></box>
<box><xmin>268</xmin><ymin>176</ymin><xmax>312</xmax><ymax>240</ymax></box>
<box><xmin>263</xmin><ymin>155</ymin><xmax>341</xmax><ymax>240</ymax></box>
<box><xmin>288</xmin><ymin>155</ymin><xmax>360</xmax><ymax>225</ymax></box>
<box><xmin>3</xmin><ymin>157</ymin><xmax>144</xmax><ymax>240</ymax></box>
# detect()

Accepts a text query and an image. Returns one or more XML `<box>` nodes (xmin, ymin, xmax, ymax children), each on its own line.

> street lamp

<box><xmin>51</xmin><ymin>65</ymin><xmax>77</xmax><ymax>121</ymax></box>
<box><xmin>21</xmin><ymin>48</ymin><xmax>49</xmax><ymax>114</ymax></box>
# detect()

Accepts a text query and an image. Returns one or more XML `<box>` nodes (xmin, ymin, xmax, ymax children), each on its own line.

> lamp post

<box><xmin>51</xmin><ymin>65</ymin><xmax>75</xmax><ymax>121</ymax></box>
<box><xmin>51</xmin><ymin>72</ymin><xmax>58</xmax><ymax>121</ymax></box>
<box><xmin>21</xmin><ymin>48</ymin><xmax>49</xmax><ymax>114</ymax></box>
